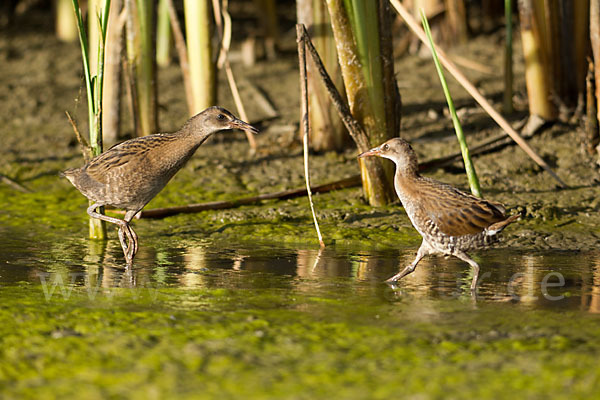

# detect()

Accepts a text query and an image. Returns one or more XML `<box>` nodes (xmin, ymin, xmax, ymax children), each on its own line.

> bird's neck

<box><xmin>158</xmin><ymin>131</ymin><xmax>211</xmax><ymax>173</ymax></box>
<box><xmin>393</xmin><ymin>166</ymin><xmax>421</xmax><ymax>200</ymax></box>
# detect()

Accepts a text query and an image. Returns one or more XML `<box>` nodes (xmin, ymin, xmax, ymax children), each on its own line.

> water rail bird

<box><xmin>62</xmin><ymin>107</ymin><xmax>258</xmax><ymax>264</ymax></box>
<box><xmin>359</xmin><ymin>138</ymin><xmax>519</xmax><ymax>291</ymax></box>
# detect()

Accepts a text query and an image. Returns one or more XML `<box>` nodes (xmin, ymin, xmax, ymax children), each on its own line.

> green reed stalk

<box><xmin>504</xmin><ymin>0</ymin><xmax>514</xmax><ymax>113</ymax></box>
<box><xmin>421</xmin><ymin>10</ymin><xmax>481</xmax><ymax>197</ymax></box>
<box><xmin>72</xmin><ymin>0</ymin><xmax>111</xmax><ymax>239</ymax></box>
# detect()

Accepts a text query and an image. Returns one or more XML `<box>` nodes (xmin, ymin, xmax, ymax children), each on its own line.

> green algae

<box><xmin>0</xmin><ymin>171</ymin><xmax>423</xmax><ymax>250</ymax></box>
<box><xmin>1</xmin><ymin>283</ymin><xmax>600</xmax><ymax>399</ymax></box>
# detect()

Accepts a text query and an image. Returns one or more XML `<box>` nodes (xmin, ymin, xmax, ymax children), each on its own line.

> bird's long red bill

<box><xmin>229</xmin><ymin>119</ymin><xmax>259</xmax><ymax>134</ymax></box>
<box><xmin>358</xmin><ymin>147</ymin><xmax>381</xmax><ymax>159</ymax></box>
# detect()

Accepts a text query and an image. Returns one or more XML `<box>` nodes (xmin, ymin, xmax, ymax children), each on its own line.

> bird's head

<box><xmin>185</xmin><ymin>106</ymin><xmax>259</xmax><ymax>137</ymax></box>
<box><xmin>358</xmin><ymin>138</ymin><xmax>419</xmax><ymax>175</ymax></box>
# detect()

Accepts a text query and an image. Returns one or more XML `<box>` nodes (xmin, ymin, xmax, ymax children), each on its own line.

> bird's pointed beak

<box><xmin>358</xmin><ymin>146</ymin><xmax>381</xmax><ymax>159</ymax></box>
<box><xmin>229</xmin><ymin>118</ymin><xmax>259</xmax><ymax>134</ymax></box>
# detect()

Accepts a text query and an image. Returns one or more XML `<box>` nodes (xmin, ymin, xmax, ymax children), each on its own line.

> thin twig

<box><xmin>166</xmin><ymin>0</ymin><xmax>194</xmax><ymax>113</ymax></box>
<box><xmin>240</xmin><ymin>79</ymin><xmax>278</xmax><ymax>119</ymax></box>
<box><xmin>297</xmin><ymin>24</ymin><xmax>370</xmax><ymax>152</ymax></box>
<box><xmin>0</xmin><ymin>174</ymin><xmax>32</xmax><ymax>193</ymax></box>
<box><xmin>65</xmin><ymin>111</ymin><xmax>91</xmax><ymax>163</ymax></box>
<box><xmin>112</xmin><ymin>175</ymin><xmax>361</xmax><ymax>219</ymax></box>
<box><xmin>451</xmin><ymin>54</ymin><xmax>494</xmax><ymax>75</ymax></box>
<box><xmin>297</xmin><ymin>24</ymin><xmax>325</xmax><ymax>248</ymax></box>
<box><xmin>390</xmin><ymin>0</ymin><xmax>567</xmax><ymax>188</ymax></box>
<box><xmin>212</xmin><ymin>0</ymin><xmax>257</xmax><ymax>149</ymax></box>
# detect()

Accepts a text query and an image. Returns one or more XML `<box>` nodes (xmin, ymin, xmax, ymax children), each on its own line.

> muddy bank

<box><xmin>1</xmin><ymin>9</ymin><xmax>600</xmax><ymax>251</ymax></box>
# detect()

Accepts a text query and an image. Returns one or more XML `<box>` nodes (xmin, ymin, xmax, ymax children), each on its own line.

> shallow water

<box><xmin>2</xmin><ymin>226</ymin><xmax>600</xmax><ymax>398</ymax></box>
<box><xmin>2</xmin><ymin>225</ymin><xmax>599</xmax><ymax>310</ymax></box>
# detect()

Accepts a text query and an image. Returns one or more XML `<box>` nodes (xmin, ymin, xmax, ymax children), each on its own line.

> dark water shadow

<box><xmin>2</xmin><ymin>222</ymin><xmax>600</xmax><ymax>313</ymax></box>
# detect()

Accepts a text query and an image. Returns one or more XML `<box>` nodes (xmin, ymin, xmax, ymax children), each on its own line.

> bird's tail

<box><xmin>487</xmin><ymin>214</ymin><xmax>520</xmax><ymax>236</ymax></box>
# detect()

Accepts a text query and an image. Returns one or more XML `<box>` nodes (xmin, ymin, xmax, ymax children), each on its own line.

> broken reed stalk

<box><xmin>166</xmin><ymin>0</ymin><xmax>194</xmax><ymax>113</ymax></box>
<box><xmin>421</xmin><ymin>10</ymin><xmax>481</xmax><ymax>197</ymax></box>
<box><xmin>71</xmin><ymin>0</ymin><xmax>110</xmax><ymax>239</ymax></box>
<box><xmin>55</xmin><ymin>0</ymin><xmax>78</xmax><ymax>41</ymax></box>
<box><xmin>156</xmin><ymin>0</ymin><xmax>172</xmax><ymax>67</ymax></box>
<box><xmin>253</xmin><ymin>0</ymin><xmax>278</xmax><ymax>59</ymax></box>
<box><xmin>297</xmin><ymin>25</ymin><xmax>325</xmax><ymax>248</ymax></box>
<box><xmin>184</xmin><ymin>0</ymin><xmax>215</xmax><ymax>114</ymax></box>
<box><xmin>212</xmin><ymin>0</ymin><xmax>257</xmax><ymax>150</ymax></box>
<box><xmin>444</xmin><ymin>0</ymin><xmax>468</xmax><ymax>44</ymax></box>
<box><xmin>325</xmin><ymin>0</ymin><xmax>397</xmax><ymax>206</ymax></box>
<box><xmin>125</xmin><ymin>0</ymin><xmax>157</xmax><ymax>136</ymax></box>
<box><xmin>584</xmin><ymin>59</ymin><xmax>599</xmax><ymax>154</ymax></box>
<box><xmin>296</xmin><ymin>0</ymin><xmax>348</xmax><ymax>151</ymax></box>
<box><xmin>592</xmin><ymin>0</ymin><xmax>600</xmax><ymax>125</ymax></box>
<box><xmin>517</xmin><ymin>0</ymin><xmax>555</xmax><ymax>120</ymax></box>
<box><xmin>102</xmin><ymin>0</ymin><xmax>124</xmax><ymax>145</ymax></box>
<box><xmin>296</xmin><ymin>23</ymin><xmax>390</xmax><ymax>201</ymax></box>
<box><xmin>504</xmin><ymin>0</ymin><xmax>514</xmax><ymax>113</ymax></box>
<box><xmin>390</xmin><ymin>0</ymin><xmax>567</xmax><ymax>188</ymax></box>
<box><xmin>573</xmin><ymin>0</ymin><xmax>590</xmax><ymax>98</ymax></box>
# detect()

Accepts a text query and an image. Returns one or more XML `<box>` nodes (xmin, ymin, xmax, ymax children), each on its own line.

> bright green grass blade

<box><xmin>421</xmin><ymin>9</ymin><xmax>481</xmax><ymax>197</ymax></box>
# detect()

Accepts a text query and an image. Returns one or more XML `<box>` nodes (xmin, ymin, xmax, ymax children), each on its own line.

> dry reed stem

<box><xmin>114</xmin><ymin>175</ymin><xmax>361</xmax><ymax>219</ymax></box>
<box><xmin>166</xmin><ymin>0</ymin><xmax>194</xmax><ymax>114</ymax></box>
<box><xmin>297</xmin><ymin>24</ymin><xmax>325</xmax><ymax>248</ymax></box>
<box><xmin>591</xmin><ymin>0</ymin><xmax>600</xmax><ymax>123</ymax></box>
<box><xmin>0</xmin><ymin>174</ymin><xmax>31</xmax><ymax>193</ymax></box>
<box><xmin>212</xmin><ymin>0</ymin><xmax>257</xmax><ymax>149</ymax></box>
<box><xmin>65</xmin><ymin>111</ymin><xmax>91</xmax><ymax>163</ymax></box>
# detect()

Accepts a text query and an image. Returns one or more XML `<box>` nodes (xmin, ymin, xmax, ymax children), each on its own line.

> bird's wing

<box><xmin>83</xmin><ymin>138</ymin><xmax>154</xmax><ymax>184</ymax></box>
<box><xmin>419</xmin><ymin>181</ymin><xmax>506</xmax><ymax>236</ymax></box>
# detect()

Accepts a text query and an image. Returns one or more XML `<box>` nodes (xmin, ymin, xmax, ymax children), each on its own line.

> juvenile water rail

<box><xmin>62</xmin><ymin>107</ymin><xmax>258</xmax><ymax>265</ymax></box>
<box><xmin>359</xmin><ymin>138</ymin><xmax>519</xmax><ymax>291</ymax></box>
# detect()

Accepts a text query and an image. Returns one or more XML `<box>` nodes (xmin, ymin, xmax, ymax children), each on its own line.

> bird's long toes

<box><xmin>385</xmin><ymin>276</ymin><xmax>399</xmax><ymax>283</ymax></box>
<box><xmin>118</xmin><ymin>228</ymin><xmax>128</xmax><ymax>253</ymax></box>
<box><xmin>130</xmin><ymin>231</ymin><xmax>139</xmax><ymax>256</ymax></box>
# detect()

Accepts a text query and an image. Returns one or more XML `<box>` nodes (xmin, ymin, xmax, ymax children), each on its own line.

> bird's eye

<box><xmin>383</xmin><ymin>144</ymin><xmax>390</xmax><ymax>151</ymax></box>
<box><xmin>217</xmin><ymin>114</ymin><xmax>225</xmax><ymax>120</ymax></box>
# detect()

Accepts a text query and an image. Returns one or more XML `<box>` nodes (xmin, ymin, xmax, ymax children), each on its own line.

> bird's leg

<box><xmin>87</xmin><ymin>203</ymin><xmax>127</xmax><ymax>226</ymax></box>
<box><xmin>87</xmin><ymin>203</ymin><xmax>135</xmax><ymax>264</ymax></box>
<box><xmin>454</xmin><ymin>251</ymin><xmax>480</xmax><ymax>292</ymax></box>
<box><xmin>129</xmin><ymin>227</ymin><xmax>138</xmax><ymax>256</ymax></box>
<box><xmin>386</xmin><ymin>241</ymin><xmax>430</xmax><ymax>283</ymax></box>
<box><xmin>117</xmin><ymin>226</ymin><xmax>127</xmax><ymax>254</ymax></box>
<box><xmin>124</xmin><ymin>210</ymin><xmax>139</xmax><ymax>258</ymax></box>
<box><xmin>116</xmin><ymin>224</ymin><xmax>136</xmax><ymax>263</ymax></box>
